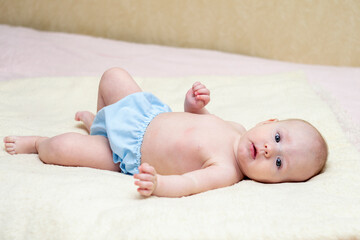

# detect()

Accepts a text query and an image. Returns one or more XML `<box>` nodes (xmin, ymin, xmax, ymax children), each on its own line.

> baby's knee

<box><xmin>38</xmin><ymin>133</ymin><xmax>74</xmax><ymax>164</ymax></box>
<box><xmin>99</xmin><ymin>67</ymin><xmax>136</xmax><ymax>93</ymax></box>
<box><xmin>101</xmin><ymin>67</ymin><xmax>130</xmax><ymax>84</ymax></box>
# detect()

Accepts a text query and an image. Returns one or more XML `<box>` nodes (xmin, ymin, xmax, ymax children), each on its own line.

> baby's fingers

<box><xmin>193</xmin><ymin>82</ymin><xmax>210</xmax><ymax>98</ymax></box>
<box><xmin>196</xmin><ymin>94</ymin><xmax>210</xmax><ymax>104</ymax></box>
<box><xmin>137</xmin><ymin>188</ymin><xmax>153</xmax><ymax>197</ymax></box>
<box><xmin>194</xmin><ymin>88</ymin><xmax>210</xmax><ymax>96</ymax></box>
<box><xmin>134</xmin><ymin>174</ymin><xmax>156</xmax><ymax>197</ymax></box>
<box><xmin>138</xmin><ymin>163</ymin><xmax>156</xmax><ymax>175</ymax></box>
<box><xmin>134</xmin><ymin>179</ymin><xmax>154</xmax><ymax>189</ymax></box>
<box><xmin>134</xmin><ymin>172</ymin><xmax>154</xmax><ymax>182</ymax></box>
<box><xmin>192</xmin><ymin>82</ymin><xmax>206</xmax><ymax>92</ymax></box>
<box><xmin>192</xmin><ymin>81</ymin><xmax>202</xmax><ymax>88</ymax></box>
<box><xmin>134</xmin><ymin>164</ymin><xmax>158</xmax><ymax>197</ymax></box>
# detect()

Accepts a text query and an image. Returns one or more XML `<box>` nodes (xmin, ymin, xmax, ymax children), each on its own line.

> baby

<box><xmin>4</xmin><ymin>68</ymin><xmax>328</xmax><ymax>198</ymax></box>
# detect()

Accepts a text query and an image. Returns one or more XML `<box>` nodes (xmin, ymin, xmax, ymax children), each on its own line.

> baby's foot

<box><xmin>3</xmin><ymin>136</ymin><xmax>41</xmax><ymax>154</ymax></box>
<box><xmin>75</xmin><ymin>111</ymin><xmax>95</xmax><ymax>132</ymax></box>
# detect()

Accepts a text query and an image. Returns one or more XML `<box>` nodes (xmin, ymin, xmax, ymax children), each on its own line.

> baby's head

<box><xmin>236</xmin><ymin>119</ymin><xmax>328</xmax><ymax>183</ymax></box>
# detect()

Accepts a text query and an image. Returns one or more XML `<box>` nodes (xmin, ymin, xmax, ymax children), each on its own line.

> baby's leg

<box><xmin>97</xmin><ymin>67</ymin><xmax>142</xmax><ymax>111</ymax></box>
<box><xmin>4</xmin><ymin>133</ymin><xmax>118</xmax><ymax>171</ymax></box>
<box><xmin>75</xmin><ymin>68</ymin><xmax>142</xmax><ymax>132</ymax></box>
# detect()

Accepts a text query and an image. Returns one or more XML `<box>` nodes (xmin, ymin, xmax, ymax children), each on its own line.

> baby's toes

<box><xmin>4</xmin><ymin>143</ymin><xmax>16</xmax><ymax>154</ymax></box>
<box><xmin>4</xmin><ymin>136</ymin><xmax>16</xmax><ymax>143</ymax></box>
<box><xmin>6</xmin><ymin>149</ymin><xmax>16</xmax><ymax>155</ymax></box>
<box><xmin>74</xmin><ymin>111</ymin><xmax>82</xmax><ymax>121</ymax></box>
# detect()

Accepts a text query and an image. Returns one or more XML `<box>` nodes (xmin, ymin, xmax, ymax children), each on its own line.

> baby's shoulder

<box><xmin>226</xmin><ymin>121</ymin><xmax>246</xmax><ymax>134</ymax></box>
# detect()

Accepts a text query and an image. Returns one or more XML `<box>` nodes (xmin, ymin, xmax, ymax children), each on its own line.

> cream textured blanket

<box><xmin>1</xmin><ymin>72</ymin><xmax>359</xmax><ymax>239</ymax></box>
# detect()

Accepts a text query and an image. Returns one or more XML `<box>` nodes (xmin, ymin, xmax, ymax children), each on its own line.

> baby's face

<box><xmin>236</xmin><ymin>120</ymin><xmax>320</xmax><ymax>183</ymax></box>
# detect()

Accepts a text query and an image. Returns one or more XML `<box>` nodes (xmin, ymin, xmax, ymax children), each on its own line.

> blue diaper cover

<box><xmin>90</xmin><ymin>92</ymin><xmax>172</xmax><ymax>175</ymax></box>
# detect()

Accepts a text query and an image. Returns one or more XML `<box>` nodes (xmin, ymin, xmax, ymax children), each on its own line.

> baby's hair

<box><xmin>283</xmin><ymin>119</ymin><xmax>328</xmax><ymax>178</ymax></box>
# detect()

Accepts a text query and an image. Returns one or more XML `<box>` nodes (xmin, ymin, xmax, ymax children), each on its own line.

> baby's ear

<box><xmin>256</xmin><ymin>118</ymin><xmax>279</xmax><ymax>126</ymax></box>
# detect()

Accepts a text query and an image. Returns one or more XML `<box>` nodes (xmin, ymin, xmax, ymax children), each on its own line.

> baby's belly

<box><xmin>140</xmin><ymin>112</ymin><xmax>210</xmax><ymax>175</ymax></box>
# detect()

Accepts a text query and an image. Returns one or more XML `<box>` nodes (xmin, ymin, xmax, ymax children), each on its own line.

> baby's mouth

<box><xmin>251</xmin><ymin>143</ymin><xmax>257</xmax><ymax>159</ymax></box>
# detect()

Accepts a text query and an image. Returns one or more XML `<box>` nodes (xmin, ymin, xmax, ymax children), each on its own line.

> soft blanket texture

<box><xmin>1</xmin><ymin>72</ymin><xmax>359</xmax><ymax>239</ymax></box>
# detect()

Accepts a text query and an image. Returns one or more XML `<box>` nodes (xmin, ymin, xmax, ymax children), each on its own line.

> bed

<box><xmin>0</xmin><ymin>2</ymin><xmax>360</xmax><ymax>239</ymax></box>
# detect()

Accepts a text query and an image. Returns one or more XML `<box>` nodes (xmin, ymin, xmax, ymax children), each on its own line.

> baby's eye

<box><xmin>275</xmin><ymin>133</ymin><xmax>281</xmax><ymax>143</ymax></box>
<box><xmin>276</xmin><ymin>157</ymin><xmax>282</xmax><ymax>168</ymax></box>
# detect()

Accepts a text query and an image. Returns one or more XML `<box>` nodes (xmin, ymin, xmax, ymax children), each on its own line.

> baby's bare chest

<box><xmin>141</xmin><ymin>113</ymin><xmax>237</xmax><ymax>175</ymax></box>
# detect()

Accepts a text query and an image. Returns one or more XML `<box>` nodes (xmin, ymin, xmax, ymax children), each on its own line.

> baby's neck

<box><xmin>233</xmin><ymin>134</ymin><xmax>243</xmax><ymax>173</ymax></box>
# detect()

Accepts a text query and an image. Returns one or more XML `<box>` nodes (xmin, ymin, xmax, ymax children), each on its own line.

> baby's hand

<box><xmin>185</xmin><ymin>82</ymin><xmax>210</xmax><ymax>113</ymax></box>
<box><xmin>134</xmin><ymin>163</ymin><xmax>157</xmax><ymax>197</ymax></box>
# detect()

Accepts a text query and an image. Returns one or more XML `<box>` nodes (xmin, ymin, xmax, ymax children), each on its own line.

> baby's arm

<box><xmin>134</xmin><ymin>163</ymin><xmax>236</xmax><ymax>197</ymax></box>
<box><xmin>184</xmin><ymin>82</ymin><xmax>210</xmax><ymax>114</ymax></box>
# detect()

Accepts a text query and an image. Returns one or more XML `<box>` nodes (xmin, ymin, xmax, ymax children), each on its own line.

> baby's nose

<box><xmin>264</xmin><ymin>143</ymin><xmax>273</xmax><ymax>158</ymax></box>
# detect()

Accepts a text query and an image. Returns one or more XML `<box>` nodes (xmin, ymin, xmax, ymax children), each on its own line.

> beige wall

<box><xmin>1</xmin><ymin>0</ymin><xmax>359</xmax><ymax>66</ymax></box>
